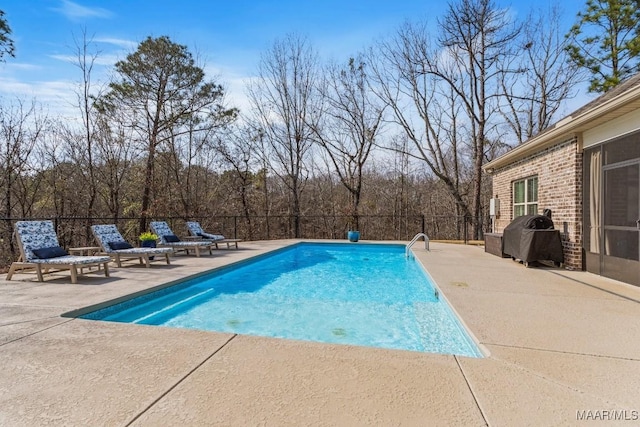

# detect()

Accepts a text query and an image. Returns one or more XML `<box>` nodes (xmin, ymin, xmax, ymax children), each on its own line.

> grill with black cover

<box><xmin>502</xmin><ymin>214</ymin><xmax>564</xmax><ymax>267</ymax></box>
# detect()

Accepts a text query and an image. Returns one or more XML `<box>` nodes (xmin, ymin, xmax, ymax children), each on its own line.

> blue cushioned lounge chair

<box><xmin>6</xmin><ymin>220</ymin><xmax>111</xmax><ymax>284</ymax></box>
<box><xmin>185</xmin><ymin>221</ymin><xmax>241</xmax><ymax>249</ymax></box>
<box><xmin>91</xmin><ymin>224</ymin><xmax>173</xmax><ymax>268</ymax></box>
<box><xmin>149</xmin><ymin>221</ymin><xmax>213</xmax><ymax>257</ymax></box>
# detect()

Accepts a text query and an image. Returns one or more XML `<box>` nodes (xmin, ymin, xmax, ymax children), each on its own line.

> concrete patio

<box><xmin>0</xmin><ymin>240</ymin><xmax>639</xmax><ymax>426</ymax></box>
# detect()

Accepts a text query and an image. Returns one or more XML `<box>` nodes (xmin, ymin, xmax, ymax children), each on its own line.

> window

<box><xmin>513</xmin><ymin>176</ymin><xmax>538</xmax><ymax>217</ymax></box>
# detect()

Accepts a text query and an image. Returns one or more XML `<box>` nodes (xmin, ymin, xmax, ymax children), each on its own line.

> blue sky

<box><xmin>1</xmin><ymin>0</ymin><xmax>592</xmax><ymax>117</ymax></box>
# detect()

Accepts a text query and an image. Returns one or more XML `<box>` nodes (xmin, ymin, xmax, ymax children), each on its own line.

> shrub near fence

<box><xmin>0</xmin><ymin>215</ymin><xmax>487</xmax><ymax>270</ymax></box>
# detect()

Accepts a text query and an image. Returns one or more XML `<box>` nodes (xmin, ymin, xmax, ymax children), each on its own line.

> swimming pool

<box><xmin>80</xmin><ymin>243</ymin><xmax>482</xmax><ymax>357</ymax></box>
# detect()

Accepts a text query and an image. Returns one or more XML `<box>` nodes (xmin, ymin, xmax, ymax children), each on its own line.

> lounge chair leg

<box><xmin>165</xmin><ymin>253</ymin><xmax>170</xmax><ymax>265</ymax></box>
<box><xmin>115</xmin><ymin>254</ymin><xmax>122</xmax><ymax>268</ymax></box>
<box><xmin>103</xmin><ymin>262</ymin><xmax>110</xmax><ymax>277</ymax></box>
<box><xmin>195</xmin><ymin>246</ymin><xmax>200</xmax><ymax>257</ymax></box>
<box><xmin>144</xmin><ymin>255</ymin><xmax>150</xmax><ymax>268</ymax></box>
<box><xmin>70</xmin><ymin>265</ymin><xmax>78</xmax><ymax>284</ymax></box>
<box><xmin>35</xmin><ymin>264</ymin><xmax>44</xmax><ymax>282</ymax></box>
<box><xmin>6</xmin><ymin>263</ymin><xmax>17</xmax><ymax>280</ymax></box>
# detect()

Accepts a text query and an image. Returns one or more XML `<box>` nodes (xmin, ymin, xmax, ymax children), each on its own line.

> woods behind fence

<box><xmin>0</xmin><ymin>214</ymin><xmax>484</xmax><ymax>268</ymax></box>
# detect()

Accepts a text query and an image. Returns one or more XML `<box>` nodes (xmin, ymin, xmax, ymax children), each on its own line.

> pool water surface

<box><xmin>81</xmin><ymin>243</ymin><xmax>483</xmax><ymax>357</ymax></box>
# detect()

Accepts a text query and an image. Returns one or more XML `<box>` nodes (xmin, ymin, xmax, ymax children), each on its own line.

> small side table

<box><xmin>69</xmin><ymin>246</ymin><xmax>102</xmax><ymax>256</ymax></box>
<box><xmin>68</xmin><ymin>246</ymin><xmax>103</xmax><ymax>273</ymax></box>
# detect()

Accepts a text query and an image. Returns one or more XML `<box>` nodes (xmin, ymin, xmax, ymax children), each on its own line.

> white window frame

<box><xmin>513</xmin><ymin>176</ymin><xmax>538</xmax><ymax>217</ymax></box>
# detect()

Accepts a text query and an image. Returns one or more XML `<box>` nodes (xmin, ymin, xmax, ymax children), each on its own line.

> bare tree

<box><xmin>0</xmin><ymin>98</ymin><xmax>47</xmax><ymax>258</ymax></box>
<box><xmin>371</xmin><ymin>21</ymin><xmax>473</xmax><ymax>224</ymax></box>
<box><xmin>213</xmin><ymin>125</ymin><xmax>263</xmax><ymax>238</ymax></box>
<box><xmin>70</xmin><ymin>29</ymin><xmax>101</xmax><ymax>219</ymax></box>
<box><xmin>48</xmin><ymin>30</ymin><xmax>106</xmax><ymax>241</ymax></box>
<box><xmin>93</xmin><ymin>111</ymin><xmax>141</xmax><ymax>221</ymax></box>
<box><xmin>500</xmin><ymin>6</ymin><xmax>581</xmax><ymax>144</ymax></box>
<box><xmin>0</xmin><ymin>100</ymin><xmax>46</xmax><ymax>217</ymax></box>
<box><xmin>247</xmin><ymin>33</ymin><xmax>321</xmax><ymax>238</ymax></box>
<box><xmin>313</xmin><ymin>56</ymin><xmax>385</xmax><ymax>231</ymax></box>
<box><xmin>372</xmin><ymin>0</ymin><xmax>520</xmax><ymax>238</ymax></box>
<box><xmin>437</xmin><ymin>0</ymin><xmax>520</xmax><ymax>238</ymax></box>
<box><xmin>162</xmin><ymin>114</ymin><xmax>231</xmax><ymax>219</ymax></box>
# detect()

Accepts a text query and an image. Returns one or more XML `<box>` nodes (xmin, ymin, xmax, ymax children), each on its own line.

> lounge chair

<box><xmin>91</xmin><ymin>224</ymin><xmax>173</xmax><ymax>268</ymax></box>
<box><xmin>149</xmin><ymin>221</ymin><xmax>213</xmax><ymax>257</ymax></box>
<box><xmin>186</xmin><ymin>221</ymin><xmax>242</xmax><ymax>249</ymax></box>
<box><xmin>6</xmin><ymin>220</ymin><xmax>111</xmax><ymax>284</ymax></box>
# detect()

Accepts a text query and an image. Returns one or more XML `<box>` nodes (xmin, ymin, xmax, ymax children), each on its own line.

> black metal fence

<box><xmin>0</xmin><ymin>214</ymin><xmax>486</xmax><ymax>268</ymax></box>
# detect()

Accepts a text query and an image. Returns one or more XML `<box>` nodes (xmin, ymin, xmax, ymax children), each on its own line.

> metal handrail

<box><xmin>406</xmin><ymin>232</ymin><xmax>430</xmax><ymax>257</ymax></box>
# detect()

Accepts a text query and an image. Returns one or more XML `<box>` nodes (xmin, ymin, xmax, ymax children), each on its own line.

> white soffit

<box><xmin>583</xmin><ymin>108</ymin><xmax>640</xmax><ymax>148</ymax></box>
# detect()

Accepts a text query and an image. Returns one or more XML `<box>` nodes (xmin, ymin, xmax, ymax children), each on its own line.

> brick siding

<box><xmin>490</xmin><ymin>136</ymin><xmax>583</xmax><ymax>270</ymax></box>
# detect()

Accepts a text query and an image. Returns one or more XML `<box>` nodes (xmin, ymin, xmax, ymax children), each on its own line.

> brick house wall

<box><xmin>490</xmin><ymin>136</ymin><xmax>583</xmax><ymax>270</ymax></box>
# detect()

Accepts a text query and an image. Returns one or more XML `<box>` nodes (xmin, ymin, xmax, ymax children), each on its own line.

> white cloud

<box><xmin>49</xmin><ymin>53</ymin><xmax>121</xmax><ymax>67</ymax></box>
<box><xmin>53</xmin><ymin>0</ymin><xmax>113</xmax><ymax>21</ymax></box>
<box><xmin>47</xmin><ymin>37</ymin><xmax>137</xmax><ymax>68</ymax></box>
<box><xmin>202</xmin><ymin>63</ymin><xmax>254</xmax><ymax>113</ymax></box>
<box><xmin>225</xmin><ymin>76</ymin><xmax>254</xmax><ymax>114</ymax></box>
<box><xmin>94</xmin><ymin>37</ymin><xmax>138</xmax><ymax>50</ymax></box>
<box><xmin>0</xmin><ymin>77</ymin><xmax>87</xmax><ymax>120</ymax></box>
<box><xmin>0</xmin><ymin>62</ymin><xmax>41</xmax><ymax>72</ymax></box>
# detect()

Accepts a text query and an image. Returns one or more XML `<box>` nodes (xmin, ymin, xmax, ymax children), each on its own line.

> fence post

<box><xmin>266</xmin><ymin>214</ymin><xmax>270</xmax><ymax>240</ymax></box>
<box><xmin>234</xmin><ymin>216</ymin><xmax>238</xmax><ymax>239</ymax></box>
<box><xmin>421</xmin><ymin>214</ymin><xmax>425</xmax><ymax>234</ymax></box>
<box><xmin>463</xmin><ymin>216</ymin><xmax>468</xmax><ymax>245</ymax></box>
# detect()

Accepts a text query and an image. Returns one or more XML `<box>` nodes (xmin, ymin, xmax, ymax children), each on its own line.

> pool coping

<box><xmin>1</xmin><ymin>239</ymin><xmax>639</xmax><ymax>425</ymax></box>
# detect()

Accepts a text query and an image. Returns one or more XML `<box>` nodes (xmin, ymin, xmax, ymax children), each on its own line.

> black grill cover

<box><xmin>507</xmin><ymin>214</ymin><xmax>555</xmax><ymax>230</ymax></box>
<box><xmin>502</xmin><ymin>215</ymin><xmax>564</xmax><ymax>264</ymax></box>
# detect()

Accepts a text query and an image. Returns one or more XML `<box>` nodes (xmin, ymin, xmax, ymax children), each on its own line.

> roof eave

<box><xmin>484</xmin><ymin>86</ymin><xmax>640</xmax><ymax>173</ymax></box>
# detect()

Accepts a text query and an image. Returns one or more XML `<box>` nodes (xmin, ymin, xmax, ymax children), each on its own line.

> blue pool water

<box><xmin>81</xmin><ymin>243</ymin><xmax>482</xmax><ymax>357</ymax></box>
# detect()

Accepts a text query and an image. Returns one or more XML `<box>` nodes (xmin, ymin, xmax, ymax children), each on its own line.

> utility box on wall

<box><xmin>489</xmin><ymin>198</ymin><xmax>500</xmax><ymax>217</ymax></box>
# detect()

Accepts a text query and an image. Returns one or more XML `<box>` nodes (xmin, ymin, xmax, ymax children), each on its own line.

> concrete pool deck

<box><xmin>0</xmin><ymin>240</ymin><xmax>639</xmax><ymax>426</ymax></box>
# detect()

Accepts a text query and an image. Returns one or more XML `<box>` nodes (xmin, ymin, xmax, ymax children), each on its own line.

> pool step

<box><xmin>91</xmin><ymin>284</ymin><xmax>215</xmax><ymax>322</ymax></box>
<box><xmin>129</xmin><ymin>288</ymin><xmax>215</xmax><ymax>324</ymax></box>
